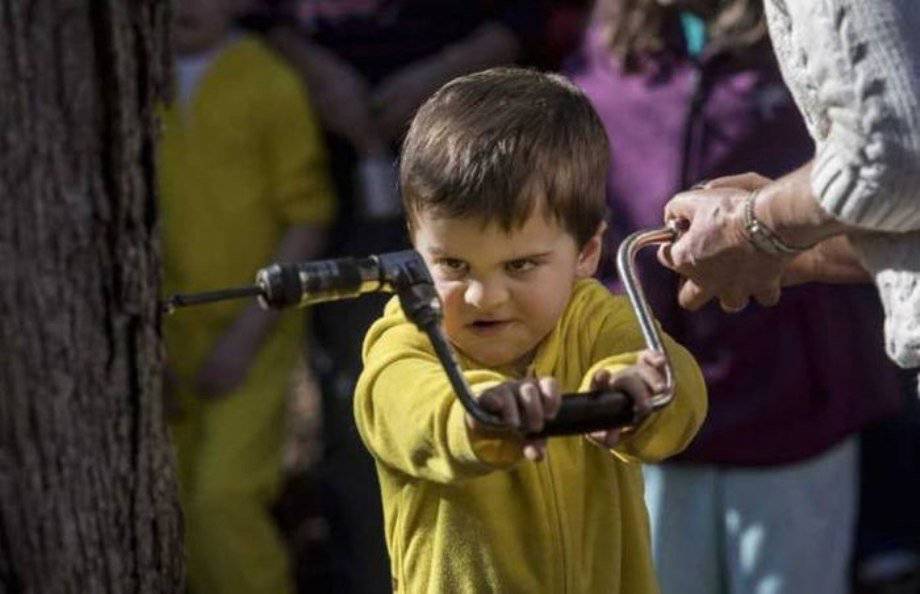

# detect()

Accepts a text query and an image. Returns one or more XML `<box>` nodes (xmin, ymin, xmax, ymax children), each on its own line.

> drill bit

<box><xmin>162</xmin><ymin>285</ymin><xmax>263</xmax><ymax>315</ymax></box>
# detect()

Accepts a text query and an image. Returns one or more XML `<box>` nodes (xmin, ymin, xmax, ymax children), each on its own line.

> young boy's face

<box><xmin>412</xmin><ymin>206</ymin><xmax>602</xmax><ymax>372</ymax></box>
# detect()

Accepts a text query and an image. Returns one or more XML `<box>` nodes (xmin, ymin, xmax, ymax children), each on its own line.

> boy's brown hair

<box><xmin>400</xmin><ymin>67</ymin><xmax>610</xmax><ymax>247</ymax></box>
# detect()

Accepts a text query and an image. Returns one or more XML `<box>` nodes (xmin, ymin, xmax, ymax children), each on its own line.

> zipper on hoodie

<box><xmin>539</xmin><ymin>442</ymin><xmax>569</xmax><ymax>593</ymax></box>
<box><xmin>524</xmin><ymin>363</ymin><xmax>569</xmax><ymax>592</ymax></box>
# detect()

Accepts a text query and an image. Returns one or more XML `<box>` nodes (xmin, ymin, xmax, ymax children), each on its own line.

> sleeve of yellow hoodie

<box><xmin>573</xmin><ymin>289</ymin><xmax>708</xmax><ymax>464</ymax></box>
<box><xmin>354</xmin><ymin>300</ymin><xmax>527</xmax><ymax>485</ymax></box>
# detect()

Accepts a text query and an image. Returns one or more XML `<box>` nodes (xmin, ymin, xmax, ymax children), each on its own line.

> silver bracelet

<box><xmin>742</xmin><ymin>189</ymin><xmax>808</xmax><ymax>256</ymax></box>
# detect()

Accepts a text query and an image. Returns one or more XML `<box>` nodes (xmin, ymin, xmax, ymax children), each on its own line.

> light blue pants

<box><xmin>644</xmin><ymin>437</ymin><xmax>858</xmax><ymax>594</ymax></box>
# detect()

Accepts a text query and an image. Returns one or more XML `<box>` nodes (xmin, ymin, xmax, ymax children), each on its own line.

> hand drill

<box><xmin>165</xmin><ymin>224</ymin><xmax>679</xmax><ymax>437</ymax></box>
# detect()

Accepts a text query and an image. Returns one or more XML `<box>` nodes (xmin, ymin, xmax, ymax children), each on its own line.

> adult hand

<box><xmin>782</xmin><ymin>235</ymin><xmax>871</xmax><ymax>286</ymax></box>
<box><xmin>195</xmin><ymin>321</ymin><xmax>260</xmax><ymax>399</ymax></box>
<box><xmin>369</xmin><ymin>21</ymin><xmax>521</xmax><ymax>144</ymax></box>
<box><xmin>310</xmin><ymin>52</ymin><xmax>385</xmax><ymax>153</ymax></box>
<box><xmin>371</xmin><ymin>57</ymin><xmax>453</xmax><ymax>144</ymax></box>
<box><xmin>658</xmin><ymin>184</ymin><xmax>793</xmax><ymax>312</ymax></box>
<box><xmin>269</xmin><ymin>29</ymin><xmax>384</xmax><ymax>154</ymax></box>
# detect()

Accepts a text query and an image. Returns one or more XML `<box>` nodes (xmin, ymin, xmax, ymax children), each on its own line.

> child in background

<box><xmin>159</xmin><ymin>1</ymin><xmax>335</xmax><ymax>593</ymax></box>
<box><xmin>353</xmin><ymin>68</ymin><xmax>707</xmax><ymax>593</ymax></box>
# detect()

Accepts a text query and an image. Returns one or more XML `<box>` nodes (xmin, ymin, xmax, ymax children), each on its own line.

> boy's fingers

<box><xmin>635</xmin><ymin>361</ymin><xmax>666</xmax><ymax>395</ymax></box>
<box><xmin>523</xmin><ymin>439</ymin><xmax>547</xmax><ymax>461</ymax></box>
<box><xmin>539</xmin><ymin>377</ymin><xmax>561</xmax><ymax>418</ymax></box>
<box><xmin>610</xmin><ymin>372</ymin><xmax>646</xmax><ymax>396</ymax></box>
<box><xmin>588</xmin><ymin>429</ymin><xmax>621</xmax><ymax>448</ymax></box>
<box><xmin>477</xmin><ymin>387</ymin><xmax>501</xmax><ymax>414</ymax></box>
<box><xmin>588</xmin><ymin>430</ymin><xmax>605</xmax><ymax>443</ymax></box>
<box><xmin>523</xmin><ymin>444</ymin><xmax>538</xmax><ymax>461</ymax></box>
<box><xmin>638</xmin><ymin>349</ymin><xmax>666</xmax><ymax>369</ymax></box>
<box><xmin>610</xmin><ymin>374</ymin><xmax>653</xmax><ymax>421</ymax></box>
<box><xmin>518</xmin><ymin>381</ymin><xmax>545</xmax><ymax>432</ymax></box>
<box><xmin>590</xmin><ymin>368</ymin><xmax>611</xmax><ymax>391</ymax></box>
<box><xmin>503</xmin><ymin>387</ymin><xmax>521</xmax><ymax>429</ymax></box>
<box><xmin>481</xmin><ymin>385</ymin><xmax>520</xmax><ymax>429</ymax></box>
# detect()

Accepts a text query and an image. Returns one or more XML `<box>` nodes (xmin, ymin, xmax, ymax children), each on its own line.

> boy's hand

<box><xmin>586</xmin><ymin>350</ymin><xmax>665</xmax><ymax>448</ymax></box>
<box><xmin>467</xmin><ymin>377</ymin><xmax>561</xmax><ymax>462</ymax></box>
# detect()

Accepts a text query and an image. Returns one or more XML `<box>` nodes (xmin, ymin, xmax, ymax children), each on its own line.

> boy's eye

<box><xmin>435</xmin><ymin>258</ymin><xmax>468</xmax><ymax>275</ymax></box>
<box><xmin>506</xmin><ymin>259</ymin><xmax>538</xmax><ymax>274</ymax></box>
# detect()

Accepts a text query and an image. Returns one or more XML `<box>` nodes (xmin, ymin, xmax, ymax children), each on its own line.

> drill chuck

<box><xmin>254</xmin><ymin>249</ymin><xmax>433</xmax><ymax>310</ymax></box>
<box><xmin>255</xmin><ymin>257</ymin><xmax>384</xmax><ymax>309</ymax></box>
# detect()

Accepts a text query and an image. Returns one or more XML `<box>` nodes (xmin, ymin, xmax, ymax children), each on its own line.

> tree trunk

<box><xmin>0</xmin><ymin>2</ymin><xmax>183</xmax><ymax>592</ymax></box>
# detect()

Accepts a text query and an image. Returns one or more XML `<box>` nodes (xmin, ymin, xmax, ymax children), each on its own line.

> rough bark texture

<box><xmin>0</xmin><ymin>1</ymin><xmax>183</xmax><ymax>592</ymax></box>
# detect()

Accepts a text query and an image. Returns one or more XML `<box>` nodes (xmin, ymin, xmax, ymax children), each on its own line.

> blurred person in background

<box><xmin>160</xmin><ymin>0</ymin><xmax>335</xmax><ymax>592</ymax></box>
<box><xmin>237</xmin><ymin>2</ymin><xmax>546</xmax><ymax>591</ymax></box>
<box><xmin>566</xmin><ymin>0</ymin><xmax>905</xmax><ymax>592</ymax></box>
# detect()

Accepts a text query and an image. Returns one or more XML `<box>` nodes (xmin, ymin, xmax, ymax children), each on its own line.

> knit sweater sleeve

<box><xmin>767</xmin><ymin>0</ymin><xmax>920</xmax><ymax>232</ymax></box>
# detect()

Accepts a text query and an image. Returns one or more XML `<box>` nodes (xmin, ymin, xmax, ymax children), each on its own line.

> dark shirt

<box><xmin>241</xmin><ymin>0</ymin><xmax>546</xmax><ymax>258</ymax></box>
<box><xmin>245</xmin><ymin>0</ymin><xmax>543</xmax><ymax>83</ymax></box>
<box><xmin>567</xmin><ymin>23</ymin><xmax>902</xmax><ymax>466</ymax></box>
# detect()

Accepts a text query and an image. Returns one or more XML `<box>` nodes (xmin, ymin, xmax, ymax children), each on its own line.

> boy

<box><xmin>159</xmin><ymin>1</ymin><xmax>334</xmax><ymax>593</ymax></box>
<box><xmin>354</xmin><ymin>67</ymin><xmax>707</xmax><ymax>593</ymax></box>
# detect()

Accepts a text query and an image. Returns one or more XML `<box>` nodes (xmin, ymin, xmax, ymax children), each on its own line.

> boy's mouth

<box><xmin>468</xmin><ymin>319</ymin><xmax>511</xmax><ymax>334</ymax></box>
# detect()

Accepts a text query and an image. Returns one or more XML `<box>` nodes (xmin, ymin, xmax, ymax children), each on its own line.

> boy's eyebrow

<box><xmin>425</xmin><ymin>246</ymin><xmax>451</xmax><ymax>257</ymax></box>
<box><xmin>506</xmin><ymin>250</ymin><xmax>553</xmax><ymax>261</ymax></box>
<box><xmin>423</xmin><ymin>247</ymin><xmax>554</xmax><ymax>260</ymax></box>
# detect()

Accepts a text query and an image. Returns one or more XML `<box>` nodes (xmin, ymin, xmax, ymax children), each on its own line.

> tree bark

<box><xmin>0</xmin><ymin>2</ymin><xmax>183</xmax><ymax>592</ymax></box>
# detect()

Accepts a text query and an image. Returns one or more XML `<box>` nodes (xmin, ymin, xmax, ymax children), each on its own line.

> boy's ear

<box><xmin>575</xmin><ymin>221</ymin><xmax>608</xmax><ymax>278</ymax></box>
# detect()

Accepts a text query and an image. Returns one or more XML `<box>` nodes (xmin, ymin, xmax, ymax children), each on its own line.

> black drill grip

<box><xmin>527</xmin><ymin>389</ymin><xmax>637</xmax><ymax>438</ymax></box>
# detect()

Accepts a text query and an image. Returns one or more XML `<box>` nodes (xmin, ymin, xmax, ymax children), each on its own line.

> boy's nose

<box><xmin>464</xmin><ymin>278</ymin><xmax>508</xmax><ymax>311</ymax></box>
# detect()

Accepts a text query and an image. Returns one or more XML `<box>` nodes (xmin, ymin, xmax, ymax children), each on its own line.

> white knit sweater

<box><xmin>766</xmin><ymin>0</ymin><xmax>920</xmax><ymax>368</ymax></box>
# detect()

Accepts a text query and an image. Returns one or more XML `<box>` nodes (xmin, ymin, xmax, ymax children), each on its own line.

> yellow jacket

<box><xmin>355</xmin><ymin>279</ymin><xmax>707</xmax><ymax>593</ymax></box>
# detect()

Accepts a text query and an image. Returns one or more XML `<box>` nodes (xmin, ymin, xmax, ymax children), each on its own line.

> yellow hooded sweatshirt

<box><xmin>355</xmin><ymin>279</ymin><xmax>707</xmax><ymax>594</ymax></box>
